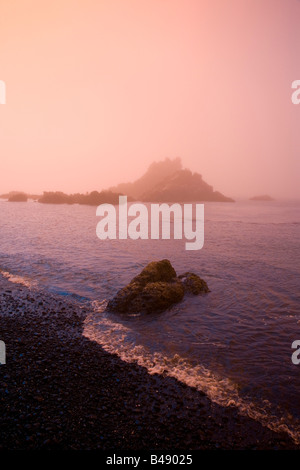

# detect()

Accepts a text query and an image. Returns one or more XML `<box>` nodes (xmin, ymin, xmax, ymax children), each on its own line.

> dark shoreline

<box><xmin>0</xmin><ymin>276</ymin><xmax>297</xmax><ymax>450</ymax></box>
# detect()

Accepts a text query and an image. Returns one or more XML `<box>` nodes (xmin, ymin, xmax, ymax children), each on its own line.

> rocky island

<box><xmin>110</xmin><ymin>158</ymin><xmax>234</xmax><ymax>203</ymax></box>
<box><xmin>37</xmin><ymin>190</ymin><xmax>132</xmax><ymax>205</ymax></box>
<box><xmin>8</xmin><ymin>192</ymin><xmax>28</xmax><ymax>202</ymax></box>
<box><xmin>141</xmin><ymin>168</ymin><xmax>234</xmax><ymax>202</ymax></box>
<box><xmin>2</xmin><ymin>158</ymin><xmax>234</xmax><ymax>206</ymax></box>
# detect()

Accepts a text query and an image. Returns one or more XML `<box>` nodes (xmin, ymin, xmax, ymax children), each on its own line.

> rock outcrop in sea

<box><xmin>110</xmin><ymin>157</ymin><xmax>234</xmax><ymax>202</ymax></box>
<box><xmin>110</xmin><ymin>157</ymin><xmax>183</xmax><ymax>200</ymax></box>
<box><xmin>250</xmin><ymin>195</ymin><xmax>274</xmax><ymax>201</ymax></box>
<box><xmin>37</xmin><ymin>190</ymin><xmax>133</xmax><ymax>205</ymax></box>
<box><xmin>106</xmin><ymin>259</ymin><xmax>210</xmax><ymax>314</ymax></box>
<box><xmin>141</xmin><ymin>168</ymin><xmax>234</xmax><ymax>202</ymax></box>
<box><xmin>8</xmin><ymin>192</ymin><xmax>28</xmax><ymax>202</ymax></box>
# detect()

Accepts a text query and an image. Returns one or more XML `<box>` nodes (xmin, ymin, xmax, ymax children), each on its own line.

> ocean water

<box><xmin>0</xmin><ymin>199</ymin><xmax>300</xmax><ymax>442</ymax></box>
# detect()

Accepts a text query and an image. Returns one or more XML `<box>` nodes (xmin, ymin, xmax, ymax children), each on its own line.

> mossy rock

<box><xmin>125</xmin><ymin>281</ymin><xmax>184</xmax><ymax>314</ymax></box>
<box><xmin>131</xmin><ymin>259</ymin><xmax>177</xmax><ymax>286</ymax></box>
<box><xmin>107</xmin><ymin>260</ymin><xmax>209</xmax><ymax>315</ymax></box>
<box><xmin>178</xmin><ymin>272</ymin><xmax>210</xmax><ymax>295</ymax></box>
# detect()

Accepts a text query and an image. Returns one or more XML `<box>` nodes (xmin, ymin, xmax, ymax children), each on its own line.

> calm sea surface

<box><xmin>0</xmin><ymin>199</ymin><xmax>299</xmax><ymax>442</ymax></box>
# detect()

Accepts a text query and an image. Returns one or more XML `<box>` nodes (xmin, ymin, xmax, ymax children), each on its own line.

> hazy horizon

<box><xmin>1</xmin><ymin>156</ymin><xmax>300</xmax><ymax>202</ymax></box>
<box><xmin>1</xmin><ymin>0</ymin><xmax>299</xmax><ymax>200</ymax></box>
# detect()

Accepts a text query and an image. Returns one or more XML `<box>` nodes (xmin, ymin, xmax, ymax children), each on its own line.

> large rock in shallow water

<box><xmin>107</xmin><ymin>259</ymin><xmax>209</xmax><ymax>314</ymax></box>
<box><xmin>131</xmin><ymin>259</ymin><xmax>177</xmax><ymax>285</ymax></box>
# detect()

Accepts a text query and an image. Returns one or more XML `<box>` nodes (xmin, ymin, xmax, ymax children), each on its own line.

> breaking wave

<box><xmin>0</xmin><ymin>270</ymin><xmax>37</xmax><ymax>289</ymax></box>
<box><xmin>83</xmin><ymin>302</ymin><xmax>300</xmax><ymax>445</ymax></box>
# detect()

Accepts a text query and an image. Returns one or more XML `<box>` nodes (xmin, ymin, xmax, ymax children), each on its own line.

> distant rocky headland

<box><xmin>1</xmin><ymin>157</ymin><xmax>234</xmax><ymax>204</ymax></box>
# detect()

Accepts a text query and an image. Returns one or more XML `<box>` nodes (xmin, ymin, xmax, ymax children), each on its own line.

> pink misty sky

<box><xmin>0</xmin><ymin>0</ymin><xmax>299</xmax><ymax>199</ymax></box>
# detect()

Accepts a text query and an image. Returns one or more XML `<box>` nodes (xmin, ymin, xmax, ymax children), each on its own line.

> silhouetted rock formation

<box><xmin>38</xmin><ymin>190</ymin><xmax>130</xmax><ymax>205</ymax></box>
<box><xmin>3</xmin><ymin>158</ymin><xmax>234</xmax><ymax>206</ymax></box>
<box><xmin>141</xmin><ymin>169</ymin><xmax>234</xmax><ymax>202</ymax></box>
<box><xmin>110</xmin><ymin>158</ymin><xmax>234</xmax><ymax>202</ymax></box>
<box><xmin>38</xmin><ymin>192</ymin><xmax>71</xmax><ymax>204</ymax></box>
<box><xmin>8</xmin><ymin>192</ymin><xmax>28</xmax><ymax>202</ymax></box>
<box><xmin>110</xmin><ymin>157</ymin><xmax>182</xmax><ymax>200</ymax></box>
<box><xmin>250</xmin><ymin>195</ymin><xmax>274</xmax><ymax>201</ymax></box>
<box><xmin>107</xmin><ymin>259</ymin><xmax>209</xmax><ymax>315</ymax></box>
<box><xmin>1</xmin><ymin>191</ymin><xmax>33</xmax><ymax>201</ymax></box>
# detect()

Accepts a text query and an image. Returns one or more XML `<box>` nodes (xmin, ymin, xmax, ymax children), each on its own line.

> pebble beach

<box><xmin>0</xmin><ymin>275</ymin><xmax>297</xmax><ymax>451</ymax></box>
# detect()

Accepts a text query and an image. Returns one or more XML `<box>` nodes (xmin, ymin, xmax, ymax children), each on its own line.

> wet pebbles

<box><xmin>0</xmin><ymin>277</ymin><xmax>296</xmax><ymax>450</ymax></box>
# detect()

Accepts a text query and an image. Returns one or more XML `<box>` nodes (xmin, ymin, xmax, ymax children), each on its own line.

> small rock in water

<box><xmin>178</xmin><ymin>272</ymin><xmax>210</xmax><ymax>295</ymax></box>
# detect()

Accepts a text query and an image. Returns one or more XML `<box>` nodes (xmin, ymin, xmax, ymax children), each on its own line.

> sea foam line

<box><xmin>0</xmin><ymin>270</ymin><xmax>37</xmax><ymax>289</ymax></box>
<box><xmin>83</xmin><ymin>304</ymin><xmax>300</xmax><ymax>445</ymax></box>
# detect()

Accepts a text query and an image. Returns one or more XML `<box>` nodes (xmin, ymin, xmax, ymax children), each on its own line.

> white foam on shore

<box><xmin>83</xmin><ymin>305</ymin><xmax>300</xmax><ymax>445</ymax></box>
<box><xmin>0</xmin><ymin>270</ymin><xmax>36</xmax><ymax>289</ymax></box>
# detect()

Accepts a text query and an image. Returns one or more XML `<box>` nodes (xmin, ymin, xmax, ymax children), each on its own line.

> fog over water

<box><xmin>0</xmin><ymin>0</ymin><xmax>299</xmax><ymax>199</ymax></box>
